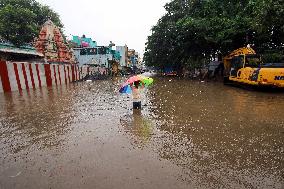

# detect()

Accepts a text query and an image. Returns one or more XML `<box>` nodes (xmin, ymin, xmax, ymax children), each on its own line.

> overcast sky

<box><xmin>37</xmin><ymin>0</ymin><xmax>171</xmax><ymax>55</ymax></box>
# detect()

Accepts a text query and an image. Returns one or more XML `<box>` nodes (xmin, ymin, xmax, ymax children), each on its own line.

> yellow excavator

<box><xmin>223</xmin><ymin>46</ymin><xmax>284</xmax><ymax>89</ymax></box>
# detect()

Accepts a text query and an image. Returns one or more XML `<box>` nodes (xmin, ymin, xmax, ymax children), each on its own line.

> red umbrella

<box><xmin>125</xmin><ymin>75</ymin><xmax>143</xmax><ymax>85</ymax></box>
<box><xmin>119</xmin><ymin>75</ymin><xmax>143</xmax><ymax>94</ymax></box>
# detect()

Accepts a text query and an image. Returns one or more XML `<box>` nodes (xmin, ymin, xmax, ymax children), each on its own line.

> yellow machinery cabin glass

<box><xmin>230</xmin><ymin>56</ymin><xmax>244</xmax><ymax>77</ymax></box>
<box><xmin>245</xmin><ymin>55</ymin><xmax>262</xmax><ymax>68</ymax></box>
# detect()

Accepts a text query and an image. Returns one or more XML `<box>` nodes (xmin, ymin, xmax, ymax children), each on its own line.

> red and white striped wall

<box><xmin>0</xmin><ymin>61</ymin><xmax>86</xmax><ymax>93</ymax></box>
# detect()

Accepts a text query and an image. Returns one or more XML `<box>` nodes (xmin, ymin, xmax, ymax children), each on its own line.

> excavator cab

<box><xmin>230</xmin><ymin>54</ymin><xmax>262</xmax><ymax>77</ymax></box>
<box><xmin>223</xmin><ymin>47</ymin><xmax>256</xmax><ymax>79</ymax></box>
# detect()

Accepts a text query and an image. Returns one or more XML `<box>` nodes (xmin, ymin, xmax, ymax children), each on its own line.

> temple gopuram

<box><xmin>34</xmin><ymin>20</ymin><xmax>76</xmax><ymax>64</ymax></box>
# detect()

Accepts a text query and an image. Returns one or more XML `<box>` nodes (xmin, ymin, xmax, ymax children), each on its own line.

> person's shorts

<box><xmin>133</xmin><ymin>101</ymin><xmax>141</xmax><ymax>109</ymax></box>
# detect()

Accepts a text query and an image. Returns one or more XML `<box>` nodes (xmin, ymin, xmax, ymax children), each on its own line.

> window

<box><xmin>245</xmin><ymin>55</ymin><xmax>261</xmax><ymax>68</ymax></box>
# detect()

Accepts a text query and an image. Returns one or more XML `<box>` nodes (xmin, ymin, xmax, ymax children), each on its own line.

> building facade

<box><xmin>116</xmin><ymin>45</ymin><xmax>128</xmax><ymax>67</ymax></box>
<box><xmin>73</xmin><ymin>46</ymin><xmax>113</xmax><ymax>68</ymax></box>
<box><xmin>72</xmin><ymin>36</ymin><xmax>121</xmax><ymax>72</ymax></box>
<box><xmin>127</xmin><ymin>49</ymin><xmax>137</xmax><ymax>68</ymax></box>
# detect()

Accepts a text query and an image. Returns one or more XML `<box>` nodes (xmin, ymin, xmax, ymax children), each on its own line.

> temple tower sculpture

<box><xmin>34</xmin><ymin>20</ymin><xmax>76</xmax><ymax>64</ymax></box>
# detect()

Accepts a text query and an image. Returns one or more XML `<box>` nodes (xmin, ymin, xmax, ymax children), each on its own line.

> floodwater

<box><xmin>0</xmin><ymin>76</ymin><xmax>283</xmax><ymax>189</ymax></box>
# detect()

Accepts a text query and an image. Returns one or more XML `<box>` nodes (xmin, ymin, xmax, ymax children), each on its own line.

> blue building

<box><xmin>72</xmin><ymin>35</ymin><xmax>97</xmax><ymax>48</ymax></box>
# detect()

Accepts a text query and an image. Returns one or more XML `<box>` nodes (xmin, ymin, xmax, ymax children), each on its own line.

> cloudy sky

<box><xmin>37</xmin><ymin>0</ymin><xmax>171</xmax><ymax>55</ymax></box>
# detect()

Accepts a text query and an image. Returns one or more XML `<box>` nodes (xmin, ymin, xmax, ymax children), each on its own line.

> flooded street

<box><xmin>0</xmin><ymin>77</ymin><xmax>283</xmax><ymax>189</ymax></box>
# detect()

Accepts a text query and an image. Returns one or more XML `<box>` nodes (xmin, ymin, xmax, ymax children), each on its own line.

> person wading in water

<box><xmin>131</xmin><ymin>81</ymin><xmax>144</xmax><ymax>110</ymax></box>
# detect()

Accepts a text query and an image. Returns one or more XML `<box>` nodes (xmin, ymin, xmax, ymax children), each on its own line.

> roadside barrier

<box><xmin>0</xmin><ymin>61</ymin><xmax>87</xmax><ymax>93</ymax></box>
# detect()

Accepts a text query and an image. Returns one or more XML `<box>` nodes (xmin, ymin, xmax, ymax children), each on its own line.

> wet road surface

<box><xmin>0</xmin><ymin>76</ymin><xmax>283</xmax><ymax>189</ymax></box>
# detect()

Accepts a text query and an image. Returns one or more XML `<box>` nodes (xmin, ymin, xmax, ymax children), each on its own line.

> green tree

<box><xmin>0</xmin><ymin>0</ymin><xmax>63</xmax><ymax>46</ymax></box>
<box><xmin>144</xmin><ymin>0</ymin><xmax>284</xmax><ymax>69</ymax></box>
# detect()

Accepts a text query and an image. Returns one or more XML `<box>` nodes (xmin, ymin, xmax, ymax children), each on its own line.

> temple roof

<box><xmin>0</xmin><ymin>43</ymin><xmax>44</xmax><ymax>57</ymax></box>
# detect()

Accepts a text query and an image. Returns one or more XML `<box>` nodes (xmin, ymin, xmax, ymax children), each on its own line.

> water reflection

<box><xmin>120</xmin><ymin>110</ymin><xmax>154</xmax><ymax>148</ymax></box>
<box><xmin>146</xmin><ymin>77</ymin><xmax>284</xmax><ymax>188</ymax></box>
<box><xmin>0</xmin><ymin>85</ymin><xmax>75</xmax><ymax>160</ymax></box>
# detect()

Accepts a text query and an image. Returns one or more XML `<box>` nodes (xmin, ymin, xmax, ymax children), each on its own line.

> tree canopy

<box><xmin>0</xmin><ymin>0</ymin><xmax>63</xmax><ymax>46</ymax></box>
<box><xmin>144</xmin><ymin>0</ymin><xmax>284</xmax><ymax>68</ymax></box>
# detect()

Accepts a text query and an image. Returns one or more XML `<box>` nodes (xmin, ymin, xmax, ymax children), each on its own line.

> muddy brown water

<box><xmin>0</xmin><ymin>77</ymin><xmax>283</xmax><ymax>189</ymax></box>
